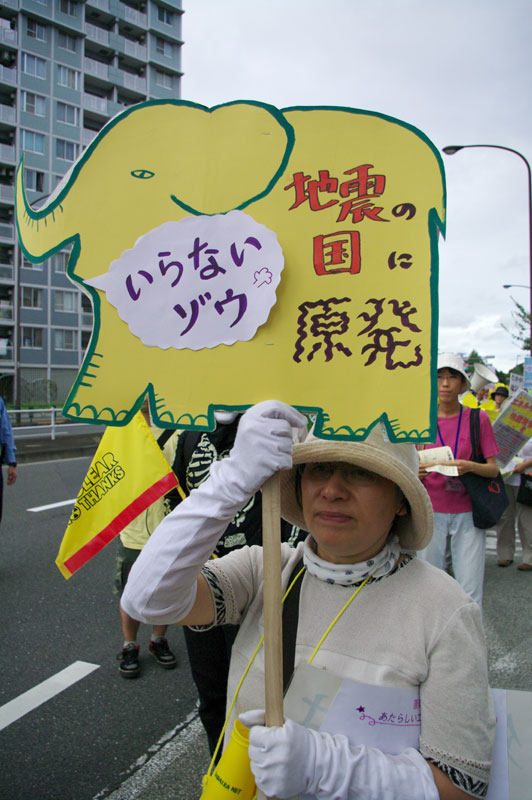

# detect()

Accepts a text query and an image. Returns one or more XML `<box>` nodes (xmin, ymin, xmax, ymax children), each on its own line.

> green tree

<box><xmin>465</xmin><ymin>350</ymin><xmax>484</xmax><ymax>373</ymax></box>
<box><xmin>503</xmin><ymin>297</ymin><xmax>531</xmax><ymax>353</ymax></box>
<box><xmin>496</xmin><ymin>368</ymin><xmax>510</xmax><ymax>384</ymax></box>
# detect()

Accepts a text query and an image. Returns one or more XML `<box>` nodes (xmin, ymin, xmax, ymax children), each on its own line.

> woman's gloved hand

<box><xmin>121</xmin><ymin>401</ymin><xmax>306</xmax><ymax>626</ymax></box>
<box><xmin>212</xmin><ymin>400</ymin><xmax>307</xmax><ymax>505</ymax></box>
<box><xmin>239</xmin><ymin>710</ymin><xmax>439</xmax><ymax>800</ymax></box>
<box><xmin>240</xmin><ymin>710</ymin><xmax>317</xmax><ymax>798</ymax></box>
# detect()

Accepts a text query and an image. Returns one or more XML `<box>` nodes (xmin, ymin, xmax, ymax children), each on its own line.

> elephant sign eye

<box><xmin>131</xmin><ymin>169</ymin><xmax>155</xmax><ymax>180</ymax></box>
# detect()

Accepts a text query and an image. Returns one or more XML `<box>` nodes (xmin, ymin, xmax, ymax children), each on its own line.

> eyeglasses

<box><xmin>302</xmin><ymin>462</ymin><xmax>380</xmax><ymax>485</ymax></box>
<box><xmin>437</xmin><ymin>371</ymin><xmax>462</xmax><ymax>382</ymax></box>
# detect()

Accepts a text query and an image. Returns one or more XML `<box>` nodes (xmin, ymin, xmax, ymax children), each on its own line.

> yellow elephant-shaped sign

<box><xmin>15</xmin><ymin>100</ymin><xmax>445</xmax><ymax>441</ymax></box>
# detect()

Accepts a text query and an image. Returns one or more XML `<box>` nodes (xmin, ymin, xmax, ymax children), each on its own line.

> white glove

<box><xmin>212</xmin><ymin>400</ymin><xmax>307</xmax><ymax>504</ymax></box>
<box><xmin>239</xmin><ymin>710</ymin><xmax>439</xmax><ymax>800</ymax></box>
<box><xmin>121</xmin><ymin>401</ymin><xmax>306</xmax><ymax>625</ymax></box>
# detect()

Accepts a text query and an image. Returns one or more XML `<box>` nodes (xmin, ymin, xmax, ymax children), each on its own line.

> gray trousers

<box><xmin>496</xmin><ymin>484</ymin><xmax>532</xmax><ymax>565</ymax></box>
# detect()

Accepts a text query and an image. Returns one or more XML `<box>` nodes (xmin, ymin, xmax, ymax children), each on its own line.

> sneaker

<box><xmin>118</xmin><ymin>643</ymin><xmax>140</xmax><ymax>678</ymax></box>
<box><xmin>149</xmin><ymin>637</ymin><xmax>177</xmax><ymax>669</ymax></box>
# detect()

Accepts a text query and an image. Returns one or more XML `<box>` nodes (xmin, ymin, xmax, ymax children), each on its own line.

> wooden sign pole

<box><xmin>258</xmin><ymin>472</ymin><xmax>283</xmax><ymax>800</ymax></box>
<box><xmin>261</xmin><ymin>472</ymin><xmax>284</xmax><ymax>726</ymax></box>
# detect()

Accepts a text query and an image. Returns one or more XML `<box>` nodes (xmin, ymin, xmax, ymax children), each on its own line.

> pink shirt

<box><xmin>422</xmin><ymin>406</ymin><xmax>499</xmax><ymax>513</ymax></box>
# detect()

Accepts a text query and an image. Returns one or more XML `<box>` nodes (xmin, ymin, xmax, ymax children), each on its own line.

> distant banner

<box><xmin>509</xmin><ymin>372</ymin><xmax>524</xmax><ymax>395</ymax></box>
<box><xmin>56</xmin><ymin>412</ymin><xmax>180</xmax><ymax>579</ymax></box>
<box><xmin>493</xmin><ymin>389</ymin><xmax>532</xmax><ymax>468</ymax></box>
<box><xmin>524</xmin><ymin>357</ymin><xmax>532</xmax><ymax>392</ymax></box>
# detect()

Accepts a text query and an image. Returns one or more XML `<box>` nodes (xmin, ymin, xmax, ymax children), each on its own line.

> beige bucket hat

<box><xmin>280</xmin><ymin>424</ymin><xmax>434</xmax><ymax>550</ymax></box>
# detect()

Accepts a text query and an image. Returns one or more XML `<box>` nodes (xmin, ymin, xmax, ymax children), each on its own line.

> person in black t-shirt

<box><xmin>166</xmin><ymin>411</ymin><xmax>305</xmax><ymax>756</ymax></box>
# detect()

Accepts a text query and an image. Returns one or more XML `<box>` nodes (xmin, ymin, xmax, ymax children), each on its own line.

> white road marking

<box><xmin>0</xmin><ymin>661</ymin><xmax>100</xmax><ymax>732</ymax></box>
<box><xmin>27</xmin><ymin>498</ymin><xmax>76</xmax><ymax>512</ymax></box>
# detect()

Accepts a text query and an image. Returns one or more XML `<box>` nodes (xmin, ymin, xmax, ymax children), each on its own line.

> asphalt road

<box><xmin>0</xmin><ymin>456</ymin><xmax>531</xmax><ymax>800</ymax></box>
<box><xmin>0</xmin><ymin>457</ymin><xmax>209</xmax><ymax>800</ymax></box>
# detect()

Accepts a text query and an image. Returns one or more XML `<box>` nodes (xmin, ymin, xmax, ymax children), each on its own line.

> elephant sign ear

<box><xmin>159</xmin><ymin>101</ymin><xmax>295</xmax><ymax>215</ymax></box>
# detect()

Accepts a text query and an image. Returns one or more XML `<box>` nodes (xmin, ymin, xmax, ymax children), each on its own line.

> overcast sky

<box><xmin>180</xmin><ymin>0</ymin><xmax>532</xmax><ymax>372</ymax></box>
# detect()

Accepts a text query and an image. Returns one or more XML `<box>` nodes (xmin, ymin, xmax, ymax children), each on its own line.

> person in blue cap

<box><xmin>0</xmin><ymin>396</ymin><xmax>16</xmax><ymax>523</ymax></box>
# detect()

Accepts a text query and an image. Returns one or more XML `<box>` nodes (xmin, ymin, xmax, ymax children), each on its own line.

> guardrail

<box><xmin>7</xmin><ymin>407</ymin><xmax>98</xmax><ymax>441</ymax></box>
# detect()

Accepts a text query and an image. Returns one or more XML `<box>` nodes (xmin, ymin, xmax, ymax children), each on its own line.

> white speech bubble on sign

<box><xmin>86</xmin><ymin>210</ymin><xmax>284</xmax><ymax>350</ymax></box>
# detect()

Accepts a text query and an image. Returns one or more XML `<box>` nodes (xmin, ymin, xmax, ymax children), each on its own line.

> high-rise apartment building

<box><xmin>0</xmin><ymin>0</ymin><xmax>183</xmax><ymax>406</ymax></box>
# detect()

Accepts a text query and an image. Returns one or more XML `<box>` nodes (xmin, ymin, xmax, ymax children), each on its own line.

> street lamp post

<box><xmin>442</xmin><ymin>144</ymin><xmax>532</xmax><ymax>356</ymax></box>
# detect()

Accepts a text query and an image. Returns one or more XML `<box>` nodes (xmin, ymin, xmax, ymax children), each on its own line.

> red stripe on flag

<box><xmin>63</xmin><ymin>472</ymin><xmax>178</xmax><ymax>575</ymax></box>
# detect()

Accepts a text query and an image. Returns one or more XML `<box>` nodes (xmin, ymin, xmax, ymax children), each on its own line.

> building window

<box><xmin>57</xmin><ymin>65</ymin><xmax>80</xmax><ymax>90</ymax></box>
<box><xmin>60</xmin><ymin>0</ymin><xmax>77</xmax><ymax>16</ymax></box>
<box><xmin>21</xmin><ymin>52</ymin><xmax>47</xmax><ymax>79</ymax></box>
<box><xmin>27</xmin><ymin>19</ymin><xmax>47</xmax><ymax>41</ymax></box>
<box><xmin>52</xmin><ymin>252</ymin><xmax>68</xmax><ymax>273</ymax></box>
<box><xmin>57</xmin><ymin>101</ymin><xmax>79</xmax><ymax>126</ymax></box>
<box><xmin>25</xmin><ymin>169</ymin><xmax>45</xmax><ymax>193</ymax></box>
<box><xmin>21</xmin><ymin>91</ymin><xmax>46</xmax><ymax>116</ymax></box>
<box><xmin>156</xmin><ymin>37</ymin><xmax>173</xmax><ymax>57</ymax></box>
<box><xmin>21</xmin><ymin>129</ymin><xmax>45</xmax><ymax>154</ymax></box>
<box><xmin>22</xmin><ymin>287</ymin><xmax>43</xmax><ymax>309</ymax></box>
<box><xmin>54</xmin><ymin>329</ymin><xmax>77</xmax><ymax>350</ymax></box>
<box><xmin>22</xmin><ymin>258</ymin><xmax>43</xmax><ymax>271</ymax></box>
<box><xmin>58</xmin><ymin>31</ymin><xmax>77</xmax><ymax>52</ymax></box>
<box><xmin>54</xmin><ymin>290</ymin><xmax>76</xmax><ymax>312</ymax></box>
<box><xmin>56</xmin><ymin>138</ymin><xmax>79</xmax><ymax>162</ymax></box>
<box><xmin>22</xmin><ymin>327</ymin><xmax>43</xmax><ymax>348</ymax></box>
<box><xmin>157</xmin><ymin>6</ymin><xmax>173</xmax><ymax>25</ymax></box>
<box><xmin>154</xmin><ymin>69</ymin><xmax>173</xmax><ymax>89</ymax></box>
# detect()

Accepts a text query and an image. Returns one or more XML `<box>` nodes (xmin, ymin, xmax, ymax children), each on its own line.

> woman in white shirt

<box><xmin>122</xmin><ymin>401</ymin><xmax>494</xmax><ymax>800</ymax></box>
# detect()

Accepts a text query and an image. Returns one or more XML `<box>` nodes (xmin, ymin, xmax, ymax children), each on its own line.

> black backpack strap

<box><xmin>156</xmin><ymin>428</ymin><xmax>175</xmax><ymax>450</ymax></box>
<box><xmin>282</xmin><ymin>557</ymin><xmax>305</xmax><ymax>693</ymax></box>
<box><xmin>468</xmin><ymin>408</ymin><xmax>484</xmax><ymax>463</ymax></box>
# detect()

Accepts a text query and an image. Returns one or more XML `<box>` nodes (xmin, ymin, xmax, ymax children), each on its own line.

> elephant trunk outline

<box><xmin>15</xmin><ymin>158</ymin><xmax>77</xmax><ymax>263</ymax></box>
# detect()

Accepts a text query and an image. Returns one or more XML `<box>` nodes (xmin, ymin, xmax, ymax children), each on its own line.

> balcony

<box><xmin>121</xmin><ymin>71</ymin><xmax>146</xmax><ymax>92</ymax></box>
<box><xmin>0</xmin><ymin>184</ymin><xmax>14</xmax><ymax>203</ymax></box>
<box><xmin>0</xmin><ymin>66</ymin><xmax>17</xmax><ymax>86</ymax></box>
<box><xmin>85</xmin><ymin>23</ymin><xmax>111</xmax><ymax>47</ymax></box>
<box><xmin>0</xmin><ymin>105</ymin><xmax>16</xmax><ymax>125</ymax></box>
<box><xmin>0</xmin><ymin>28</ymin><xmax>18</xmax><ymax>47</ymax></box>
<box><xmin>116</xmin><ymin>3</ymin><xmax>147</xmax><ymax>28</ymax></box>
<box><xmin>106</xmin><ymin>99</ymin><xmax>123</xmax><ymax>116</ymax></box>
<box><xmin>86</xmin><ymin>0</ymin><xmax>110</xmax><ymax>12</ymax></box>
<box><xmin>0</xmin><ymin>223</ymin><xmax>14</xmax><ymax>241</ymax></box>
<box><xmin>0</xmin><ymin>264</ymin><xmax>13</xmax><ymax>281</ymax></box>
<box><xmin>0</xmin><ymin>341</ymin><xmax>14</xmax><ymax>361</ymax></box>
<box><xmin>0</xmin><ymin>144</ymin><xmax>16</xmax><ymax>164</ymax></box>
<box><xmin>81</xmin><ymin>128</ymin><xmax>99</xmax><ymax>146</ymax></box>
<box><xmin>82</xmin><ymin>92</ymin><xmax>110</xmax><ymax>114</ymax></box>
<box><xmin>123</xmin><ymin>38</ymin><xmax>147</xmax><ymax>60</ymax></box>
<box><xmin>0</xmin><ymin>302</ymin><xmax>14</xmax><ymax>321</ymax></box>
<box><xmin>1</xmin><ymin>0</ymin><xmax>19</xmax><ymax>9</ymax></box>
<box><xmin>84</xmin><ymin>57</ymin><xmax>111</xmax><ymax>81</ymax></box>
<box><xmin>81</xmin><ymin>312</ymin><xmax>93</xmax><ymax>326</ymax></box>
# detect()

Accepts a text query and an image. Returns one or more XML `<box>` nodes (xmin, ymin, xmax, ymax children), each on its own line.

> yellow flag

<box><xmin>56</xmin><ymin>411</ymin><xmax>182</xmax><ymax>579</ymax></box>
